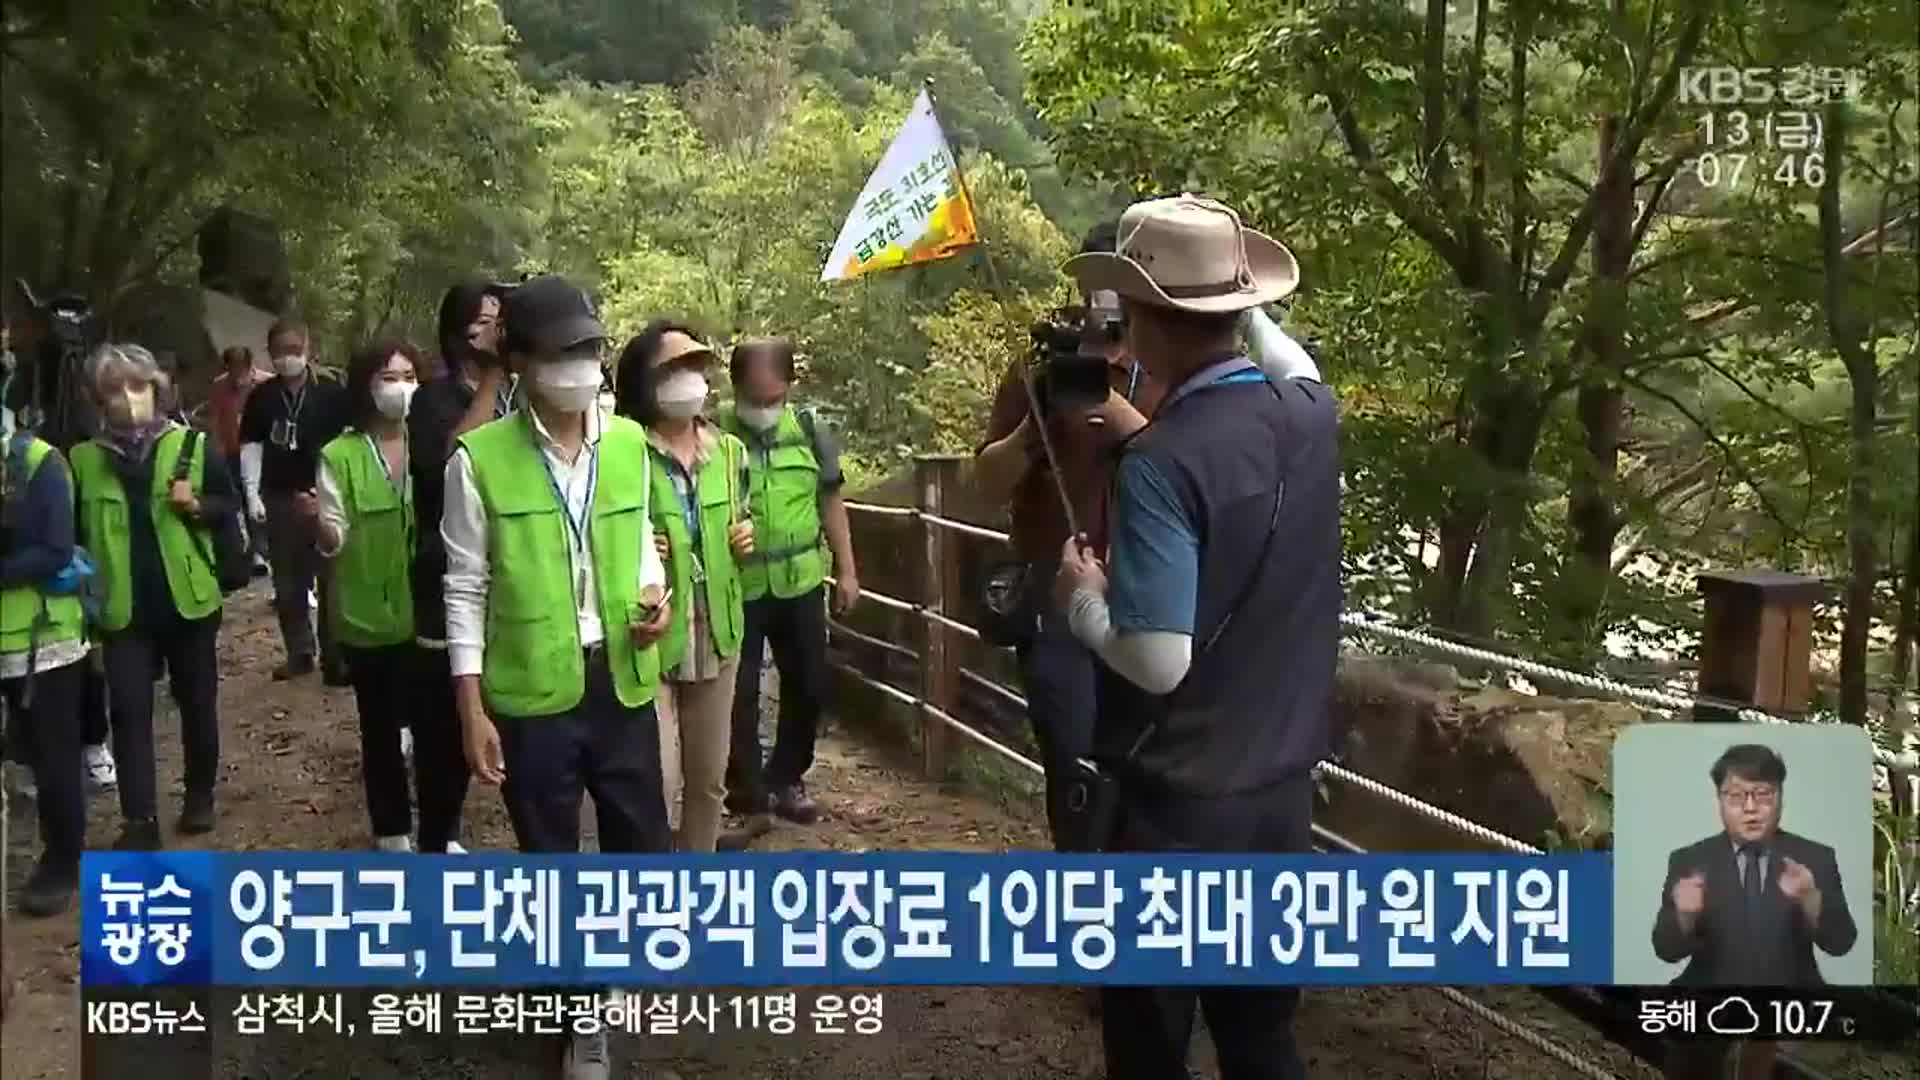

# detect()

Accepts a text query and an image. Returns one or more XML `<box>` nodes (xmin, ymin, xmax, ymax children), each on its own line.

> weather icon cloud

<box><xmin>1707</xmin><ymin>996</ymin><xmax>1761</xmax><ymax>1035</ymax></box>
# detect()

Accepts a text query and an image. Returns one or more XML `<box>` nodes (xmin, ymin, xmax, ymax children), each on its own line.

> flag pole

<box><xmin>923</xmin><ymin>77</ymin><xmax>1085</xmax><ymax>542</ymax></box>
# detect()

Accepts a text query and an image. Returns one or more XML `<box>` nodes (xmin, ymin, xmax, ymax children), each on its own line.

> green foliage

<box><xmin>1873</xmin><ymin>797</ymin><xmax>1919</xmax><ymax>985</ymax></box>
<box><xmin>1025</xmin><ymin>0</ymin><xmax>1919</xmax><ymax>682</ymax></box>
<box><xmin>517</xmin><ymin>42</ymin><xmax>1069</xmax><ymax>485</ymax></box>
<box><xmin>0</xmin><ymin>0</ymin><xmax>535</xmax><ymax>365</ymax></box>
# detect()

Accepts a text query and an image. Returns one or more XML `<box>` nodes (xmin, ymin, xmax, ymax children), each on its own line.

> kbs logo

<box><xmin>88</xmin><ymin>1000</ymin><xmax>160</xmax><ymax>1034</ymax></box>
<box><xmin>85</xmin><ymin>998</ymin><xmax>206</xmax><ymax>1035</ymax></box>
<box><xmin>1678</xmin><ymin>66</ymin><xmax>1862</xmax><ymax>106</ymax></box>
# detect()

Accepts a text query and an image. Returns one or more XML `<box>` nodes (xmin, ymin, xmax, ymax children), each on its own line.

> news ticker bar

<box><xmin>80</xmin><ymin>986</ymin><xmax>1919</xmax><ymax>1045</ymax></box>
<box><xmin>84</xmin><ymin>988</ymin><xmax>892</xmax><ymax>1040</ymax></box>
<box><xmin>82</xmin><ymin>851</ymin><xmax>1613</xmax><ymax>987</ymax></box>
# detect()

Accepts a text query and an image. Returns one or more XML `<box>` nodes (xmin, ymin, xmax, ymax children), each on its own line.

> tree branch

<box><xmin>1321</xmin><ymin>83</ymin><xmax>1469</xmax><ymax>272</ymax></box>
<box><xmin>1527</xmin><ymin>6</ymin><xmax>1709</xmax><ymax>328</ymax></box>
<box><xmin>1628</xmin><ymin>141</ymin><xmax>1699</xmax><ymax>252</ymax></box>
<box><xmin>1624</xmin><ymin>372</ymin><xmax>1805</xmax><ymax>541</ymax></box>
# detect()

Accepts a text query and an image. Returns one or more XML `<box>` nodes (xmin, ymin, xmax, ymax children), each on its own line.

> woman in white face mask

<box><xmin>310</xmin><ymin>342</ymin><xmax>441</xmax><ymax>851</ymax></box>
<box><xmin>613</xmin><ymin>320</ymin><xmax>757</xmax><ymax>852</ymax></box>
<box><xmin>68</xmin><ymin>343</ymin><xmax>243</xmax><ymax>850</ymax></box>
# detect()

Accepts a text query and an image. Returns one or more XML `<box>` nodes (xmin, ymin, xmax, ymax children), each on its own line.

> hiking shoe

<box><xmin>19</xmin><ymin>858</ymin><xmax>78</xmax><ymax>917</ymax></box>
<box><xmin>445</xmin><ymin>840</ymin><xmax>468</xmax><ymax>854</ymax></box>
<box><xmin>273</xmin><ymin>655</ymin><xmax>316</xmax><ymax>681</ymax></box>
<box><xmin>562</xmin><ymin>1027</ymin><xmax>610</xmax><ymax>1080</ymax></box>
<box><xmin>114</xmin><ymin>818</ymin><xmax>163</xmax><ymax>851</ymax></box>
<box><xmin>375</xmin><ymin>834</ymin><xmax>413</xmax><ymax>853</ymax></box>
<box><xmin>84</xmin><ymin>743</ymin><xmax>118</xmax><ymax>791</ymax></box>
<box><xmin>716</xmin><ymin>812</ymin><xmax>774</xmax><ymax>851</ymax></box>
<box><xmin>770</xmin><ymin>783</ymin><xmax>819</xmax><ymax>825</ymax></box>
<box><xmin>178</xmin><ymin>791</ymin><xmax>216</xmax><ymax>835</ymax></box>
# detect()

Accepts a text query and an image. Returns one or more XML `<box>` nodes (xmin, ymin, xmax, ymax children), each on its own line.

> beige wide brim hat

<box><xmin>656</xmin><ymin>330</ymin><xmax>714</xmax><ymax>365</ymax></box>
<box><xmin>1062</xmin><ymin>194</ymin><xmax>1299</xmax><ymax>314</ymax></box>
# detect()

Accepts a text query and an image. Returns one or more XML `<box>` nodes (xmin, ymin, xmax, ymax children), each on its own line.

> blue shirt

<box><xmin>1107</xmin><ymin>358</ymin><xmax>1269</xmax><ymax>637</ymax></box>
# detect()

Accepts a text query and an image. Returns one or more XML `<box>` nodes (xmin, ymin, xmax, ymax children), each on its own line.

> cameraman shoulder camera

<box><xmin>973</xmin><ymin>298</ymin><xmax>1146</xmax><ymax>501</ymax></box>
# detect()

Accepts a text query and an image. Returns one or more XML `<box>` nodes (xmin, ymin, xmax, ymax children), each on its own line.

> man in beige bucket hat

<box><xmin>1052</xmin><ymin>194</ymin><xmax>1341</xmax><ymax>1080</ymax></box>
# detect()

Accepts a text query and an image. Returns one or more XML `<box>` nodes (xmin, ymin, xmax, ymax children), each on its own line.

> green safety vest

<box><xmin>649</xmin><ymin>429</ymin><xmax>747</xmax><ymax>673</ymax></box>
<box><xmin>70</xmin><ymin>427</ymin><xmax>221</xmax><ymax>633</ymax></box>
<box><xmin>319</xmin><ymin>431</ymin><xmax>414</xmax><ymax>648</ymax></box>
<box><xmin>0</xmin><ymin>438</ymin><xmax>86</xmax><ymax>656</ymax></box>
<box><xmin>457</xmin><ymin>409</ymin><xmax>661</xmax><ymax>717</ymax></box>
<box><xmin>717</xmin><ymin>404</ymin><xmax>826</xmax><ymax>601</ymax></box>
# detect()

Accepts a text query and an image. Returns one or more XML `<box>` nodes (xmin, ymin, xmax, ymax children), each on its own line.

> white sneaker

<box><xmin>374</xmin><ymin>835</ymin><xmax>414</xmax><ymax>853</ymax></box>
<box><xmin>84</xmin><ymin>744</ymin><xmax>118</xmax><ymax>791</ymax></box>
<box><xmin>562</xmin><ymin>1028</ymin><xmax>610</xmax><ymax>1080</ymax></box>
<box><xmin>399</xmin><ymin>727</ymin><xmax>414</xmax><ymax>761</ymax></box>
<box><xmin>445</xmin><ymin>841</ymin><xmax>468</xmax><ymax>854</ymax></box>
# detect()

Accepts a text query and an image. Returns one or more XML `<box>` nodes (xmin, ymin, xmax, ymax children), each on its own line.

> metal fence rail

<box><xmin>829</xmin><ymin>494</ymin><xmax>1909</xmax><ymax>1079</ymax></box>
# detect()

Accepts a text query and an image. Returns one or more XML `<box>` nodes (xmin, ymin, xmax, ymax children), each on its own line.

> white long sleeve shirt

<box><xmin>440</xmin><ymin>406</ymin><xmax>665</xmax><ymax>679</ymax></box>
<box><xmin>314</xmin><ymin>433</ymin><xmax>409</xmax><ymax>558</ymax></box>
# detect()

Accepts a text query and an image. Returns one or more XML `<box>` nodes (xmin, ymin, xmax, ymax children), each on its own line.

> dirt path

<box><xmin>2</xmin><ymin>586</ymin><xmax>1660</xmax><ymax>1079</ymax></box>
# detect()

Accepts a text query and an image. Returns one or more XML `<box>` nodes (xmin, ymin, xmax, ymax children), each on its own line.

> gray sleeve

<box><xmin>806</xmin><ymin>411</ymin><xmax>845</xmax><ymax>494</ymax></box>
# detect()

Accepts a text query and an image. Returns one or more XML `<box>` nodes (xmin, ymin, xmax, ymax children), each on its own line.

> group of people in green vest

<box><xmin>6</xmin><ymin>342</ymin><xmax>237</xmax><ymax>916</ymax></box>
<box><xmin>5</xmin><ymin>276</ymin><xmax>858</xmax><ymax>965</ymax></box>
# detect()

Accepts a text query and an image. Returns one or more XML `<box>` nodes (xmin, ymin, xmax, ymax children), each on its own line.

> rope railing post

<box><xmin>915</xmin><ymin>455</ymin><xmax>967</xmax><ymax>781</ymax></box>
<box><xmin>1694</xmin><ymin>569</ymin><xmax>1827</xmax><ymax>721</ymax></box>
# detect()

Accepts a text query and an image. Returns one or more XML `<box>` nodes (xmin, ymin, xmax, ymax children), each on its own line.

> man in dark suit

<box><xmin>1651</xmin><ymin>743</ymin><xmax>1857</xmax><ymax>986</ymax></box>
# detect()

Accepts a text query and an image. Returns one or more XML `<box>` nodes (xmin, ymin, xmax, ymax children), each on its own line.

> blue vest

<box><xmin>1097</xmin><ymin>370</ymin><xmax>1343</xmax><ymax>798</ymax></box>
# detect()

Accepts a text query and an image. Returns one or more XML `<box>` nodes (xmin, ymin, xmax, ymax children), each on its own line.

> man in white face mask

<box><xmin>440</xmin><ymin>276</ymin><xmax>673</xmax><ymax>1080</ymax></box>
<box><xmin>238</xmin><ymin>317</ymin><xmax>353</xmax><ymax>684</ymax></box>
<box><xmin>714</xmin><ymin>337</ymin><xmax>859</xmax><ymax>831</ymax></box>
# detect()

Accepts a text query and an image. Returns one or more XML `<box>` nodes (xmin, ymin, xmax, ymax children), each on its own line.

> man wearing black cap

<box><xmin>440</xmin><ymin>275</ymin><xmax>672</xmax><ymax>1080</ymax></box>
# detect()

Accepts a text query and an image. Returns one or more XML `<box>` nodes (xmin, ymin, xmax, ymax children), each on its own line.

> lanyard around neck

<box><xmin>363</xmin><ymin>431</ymin><xmax>407</xmax><ymax>498</ymax></box>
<box><xmin>528</xmin><ymin>417</ymin><xmax>597</xmax><ymax>555</ymax></box>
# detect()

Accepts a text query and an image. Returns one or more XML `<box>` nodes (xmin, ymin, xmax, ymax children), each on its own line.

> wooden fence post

<box><xmin>915</xmin><ymin>454</ymin><xmax>966</xmax><ymax>781</ymax></box>
<box><xmin>1693</xmin><ymin>569</ymin><xmax>1829</xmax><ymax>720</ymax></box>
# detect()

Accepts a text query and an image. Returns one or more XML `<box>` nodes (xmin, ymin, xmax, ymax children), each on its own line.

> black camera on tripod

<box><xmin>1028</xmin><ymin>289</ymin><xmax>1126</xmax><ymax>419</ymax></box>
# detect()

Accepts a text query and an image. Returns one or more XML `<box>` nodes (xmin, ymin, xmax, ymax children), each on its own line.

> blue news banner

<box><xmin>81</xmin><ymin>852</ymin><xmax>1611</xmax><ymax>988</ymax></box>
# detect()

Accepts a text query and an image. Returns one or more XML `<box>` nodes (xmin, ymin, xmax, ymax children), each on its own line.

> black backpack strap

<box><xmin>173</xmin><ymin>427</ymin><xmax>200</xmax><ymax>485</ymax></box>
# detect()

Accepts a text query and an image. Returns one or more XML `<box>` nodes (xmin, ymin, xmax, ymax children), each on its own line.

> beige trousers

<box><xmin>656</xmin><ymin>655</ymin><xmax>739</xmax><ymax>853</ymax></box>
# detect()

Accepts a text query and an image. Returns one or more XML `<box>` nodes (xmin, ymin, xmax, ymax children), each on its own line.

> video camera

<box><xmin>9</xmin><ymin>279</ymin><xmax>101</xmax><ymax>447</ymax></box>
<box><xmin>1028</xmin><ymin>288</ymin><xmax>1126</xmax><ymax>419</ymax></box>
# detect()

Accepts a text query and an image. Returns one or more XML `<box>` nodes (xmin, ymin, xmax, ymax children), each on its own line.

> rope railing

<box><xmin>835</xmin><ymin>493</ymin><xmax>1920</xmax><ymax>1078</ymax></box>
<box><xmin>840</xmin><ymin>499</ymin><xmax>1916</xmax><ymax>770</ymax></box>
<box><xmin>833</xmin><ymin>611</ymin><xmax>1543</xmax><ymax>857</ymax></box>
<box><xmin>822</xmin><ymin>594</ymin><xmax>1613</xmax><ymax>1078</ymax></box>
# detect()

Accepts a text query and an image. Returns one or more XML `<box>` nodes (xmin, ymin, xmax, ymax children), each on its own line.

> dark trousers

<box><xmin>344</xmin><ymin>643</ymin><xmax>415</xmax><ymax>839</ymax></box>
<box><xmin>495</xmin><ymin>648</ymin><xmax>671</xmax><ymax>854</ymax></box>
<box><xmin>1102</xmin><ymin>773</ymin><xmax>1316</xmax><ymax>1080</ymax></box>
<box><xmin>727</xmin><ymin>586</ymin><xmax>829</xmax><ymax>809</ymax></box>
<box><xmin>102</xmin><ymin>614</ymin><xmax>222</xmax><ymax>821</ymax></box>
<box><xmin>412</xmin><ymin>647</ymin><xmax>472</xmax><ymax>852</ymax></box>
<box><xmin>1014</xmin><ymin>601</ymin><xmax>1098</xmax><ymax>850</ymax></box>
<box><xmin>3</xmin><ymin>659</ymin><xmax>86</xmax><ymax>870</ymax></box>
<box><xmin>264</xmin><ymin>494</ymin><xmax>335</xmax><ymax>668</ymax></box>
<box><xmin>81</xmin><ymin>657</ymin><xmax>109</xmax><ymax>747</ymax></box>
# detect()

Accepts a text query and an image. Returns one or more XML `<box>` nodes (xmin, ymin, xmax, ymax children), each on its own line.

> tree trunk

<box><xmin>1562</xmin><ymin>111</ymin><xmax>1635</xmax><ymax>657</ymax></box>
<box><xmin>1818</xmin><ymin>102</ymin><xmax>1878</xmax><ymax>729</ymax></box>
<box><xmin>1457</xmin><ymin>383</ymin><xmax>1547</xmax><ymax>637</ymax></box>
